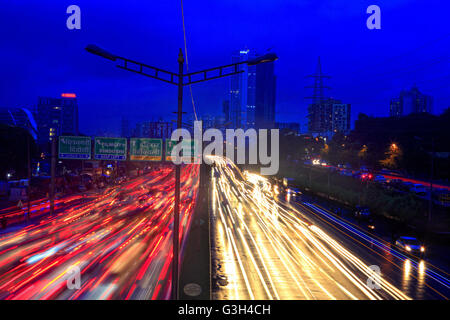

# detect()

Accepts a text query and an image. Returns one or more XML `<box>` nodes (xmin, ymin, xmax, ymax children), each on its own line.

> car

<box><xmin>360</xmin><ymin>172</ymin><xmax>373</xmax><ymax>180</ymax></box>
<box><xmin>395</xmin><ymin>236</ymin><xmax>425</xmax><ymax>257</ymax></box>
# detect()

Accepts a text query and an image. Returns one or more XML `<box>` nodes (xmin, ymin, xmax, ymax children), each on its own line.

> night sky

<box><xmin>1</xmin><ymin>0</ymin><xmax>449</xmax><ymax>136</ymax></box>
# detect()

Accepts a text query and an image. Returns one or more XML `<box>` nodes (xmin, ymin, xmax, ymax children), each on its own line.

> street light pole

<box><xmin>50</xmin><ymin>137</ymin><xmax>57</xmax><ymax>215</ymax></box>
<box><xmin>85</xmin><ymin>44</ymin><xmax>277</xmax><ymax>300</ymax></box>
<box><xmin>173</xmin><ymin>49</ymin><xmax>184</xmax><ymax>300</ymax></box>
<box><xmin>27</xmin><ymin>134</ymin><xmax>31</xmax><ymax>221</ymax></box>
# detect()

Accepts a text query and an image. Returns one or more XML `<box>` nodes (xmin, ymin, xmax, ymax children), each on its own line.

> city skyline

<box><xmin>0</xmin><ymin>0</ymin><xmax>448</xmax><ymax>136</ymax></box>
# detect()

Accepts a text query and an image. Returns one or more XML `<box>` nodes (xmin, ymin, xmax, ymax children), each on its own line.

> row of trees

<box><xmin>278</xmin><ymin>164</ymin><xmax>425</xmax><ymax>223</ymax></box>
<box><xmin>319</xmin><ymin>109</ymin><xmax>450</xmax><ymax>181</ymax></box>
<box><xmin>0</xmin><ymin>124</ymin><xmax>39</xmax><ymax>180</ymax></box>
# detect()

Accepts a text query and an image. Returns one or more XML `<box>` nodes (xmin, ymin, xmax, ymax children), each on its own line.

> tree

<box><xmin>320</xmin><ymin>143</ymin><xmax>329</xmax><ymax>159</ymax></box>
<box><xmin>0</xmin><ymin>124</ymin><xmax>39</xmax><ymax>179</ymax></box>
<box><xmin>380</xmin><ymin>143</ymin><xmax>403</xmax><ymax>169</ymax></box>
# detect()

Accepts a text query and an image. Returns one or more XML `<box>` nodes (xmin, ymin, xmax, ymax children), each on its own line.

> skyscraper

<box><xmin>255</xmin><ymin>61</ymin><xmax>276</xmax><ymax>129</ymax></box>
<box><xmin>229</xmin><ymin>49</ymin><xmax>256</xmax><ymax>129</ymax></box>
<box><xmin>36</xmin><ymin>94</ymin><xmax>79</xmax><ymax>146</ymax></box>
<box><xmin>229</xmin><ymin>49</ymin><xmax>276</xmax><ymax>129</ymax></box>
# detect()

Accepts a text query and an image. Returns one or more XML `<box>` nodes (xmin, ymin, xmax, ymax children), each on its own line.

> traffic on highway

<box><xmin>0</xmin><ymin>165</ymin><xmax>199</xmax><ymax>299</ymax></box>
<box><xmin>209</xmin><ymin>156</ymin><xmax>450</xmax><ymax>300</ymax></box>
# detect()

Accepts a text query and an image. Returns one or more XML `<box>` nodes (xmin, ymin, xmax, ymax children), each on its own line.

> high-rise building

<box><xmin>36</xmin><ymin>94</ymin><xmax>79</xmax><ymax>146</ymax></box>
<box><xmin>229</xmin><ymin>49</ymin><xmax>276</xmax><ymax>129</ymax></box>
<box><xmin>229</xmin><ymin>49</ymin><xmax>256</xmax><ymax>129</ymax></box>
<box><xmin>390</xmin><ymin>98</ymin><xmax>402</xmax><ymax>117</ymax></box>
<box><xmin>331</xmin><ymin>103</ymin><xmax>351</xmax><ymax>134</ymax></box>
<box><xmin>0</xmin><ymin>107</ymin><xmax>38</xmax><ymax>140</ymax></box>
<box><xmin>133</xmin><ymin>119</ymin><xmax>174</xmax><ymax>139</ymax></box>
<box><xmin>390</xmin><ymin>86</ymin><xmax>433</xmax><ymax>117</ymax></box>
<box><xmin>255</xmin><ymin>61</ymin><xmax>276</xmax><ymax>129</ymax></box>
<box><xmin>305</xmin><ymin>58</ymin><xmax>350</xmax><ymax>137</ymax></box>
<box><xmin>307</xmin><ymin>98</ymin><xmax>338</xmax><ymax>133</ymax></box>
<box><xmin>121</xmin><ymin>117</ymin><xmax>130</xmax><ymax>138</ymax></box>
<box><xmin>307</xmin><ymin>99</ymin><xmax>351</xmax><ymax>136</ymax></box>
<box><xmin>247</xmin><ymin>59</ymin><xmax>257</xmax><ymax>129</ymax></box>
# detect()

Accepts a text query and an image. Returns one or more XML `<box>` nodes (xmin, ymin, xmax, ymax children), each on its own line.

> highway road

<box><xmin>210</xmin><ymin>156</ymin><xmax>450</xmax><ymax>300</ymax></box>
<box><xmin>0</xmin><ymin>165</ymin><xmax>199</xmax><ymax>300</ymax></box>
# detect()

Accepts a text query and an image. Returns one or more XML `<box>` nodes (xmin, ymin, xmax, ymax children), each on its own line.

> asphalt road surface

<box><xmin>210</xmin><ymin>156</ymin><xmax>449</xmax><ymax>300</ymax></box>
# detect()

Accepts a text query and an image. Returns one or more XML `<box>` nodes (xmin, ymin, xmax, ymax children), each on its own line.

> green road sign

<box><xmin>94</xmin><ymin>137</ymin><xmax>127</xmax><ymax>161</ymax></box>
<box><xmin>130</xmin><ymin>138</ymin><xmax>162</xmax><ymax>161</ymax></box>
<box><xmin>165</xmin><ymin>139</ymin><xmax>199</xmax><ymax>162</ymax></box>
<box><xmin>165</xmin><ymin>139</ymin><xmax>178</xmax><ymax>162</ymax></box>
<box><xmin>58</xmin><ymin>136</ymin><xmax>91</xmax><ymax>160</ymax></box>
<box><xmin>181</xmin><ymin>139</ymin><xmax>197</xmax><ymax>163</ymax></box>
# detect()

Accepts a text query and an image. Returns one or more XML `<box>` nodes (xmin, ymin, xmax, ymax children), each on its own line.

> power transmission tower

<box><xmin>305</xmin><ymin>56</ymin><xmax>331</xmax><ymax>104</ymax></box>
<box><xmin>305</xmin><ymin>57</ymin><xmax>332</xmax><ymax>132</ymax></box>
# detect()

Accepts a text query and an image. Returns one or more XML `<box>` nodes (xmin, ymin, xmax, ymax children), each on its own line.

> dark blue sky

<box><xmin>1</xmin><ymin>0</ymin><xmax>449</xmax><ymax>135</ymax></box>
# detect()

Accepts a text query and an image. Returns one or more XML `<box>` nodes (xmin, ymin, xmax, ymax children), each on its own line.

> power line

<box><xmin>180</xmin><ymin>0</ymin><xmax>198</xmax><ymax>121</ymax></box>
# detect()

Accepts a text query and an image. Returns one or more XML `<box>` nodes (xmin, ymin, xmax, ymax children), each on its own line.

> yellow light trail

<box><xmin>210</xmin><ymin>156</ymin><xmax>412</xmax><ymax>300</ymax></box>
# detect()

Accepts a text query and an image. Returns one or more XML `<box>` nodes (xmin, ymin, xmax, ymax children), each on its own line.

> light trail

<box><xmin>0</xmin><ymin>165</ymin><xmax>199</xmax><ymax>300</ymax></box>
<box><xmin>210</xmin><ymin>156</ymin><xmax>412</xmax><ymax>300</ymax></box>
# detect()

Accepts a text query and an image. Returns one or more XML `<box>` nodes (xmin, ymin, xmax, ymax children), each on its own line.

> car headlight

<box><xmin>405</xmin><ymin>245</ymin><xmax>411</xmax><ymax>251</ymax></box>
<box><xmin>420</xmin><ymin>246</ymin><xmax>425</xmax><ymax>252</ymax></box>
